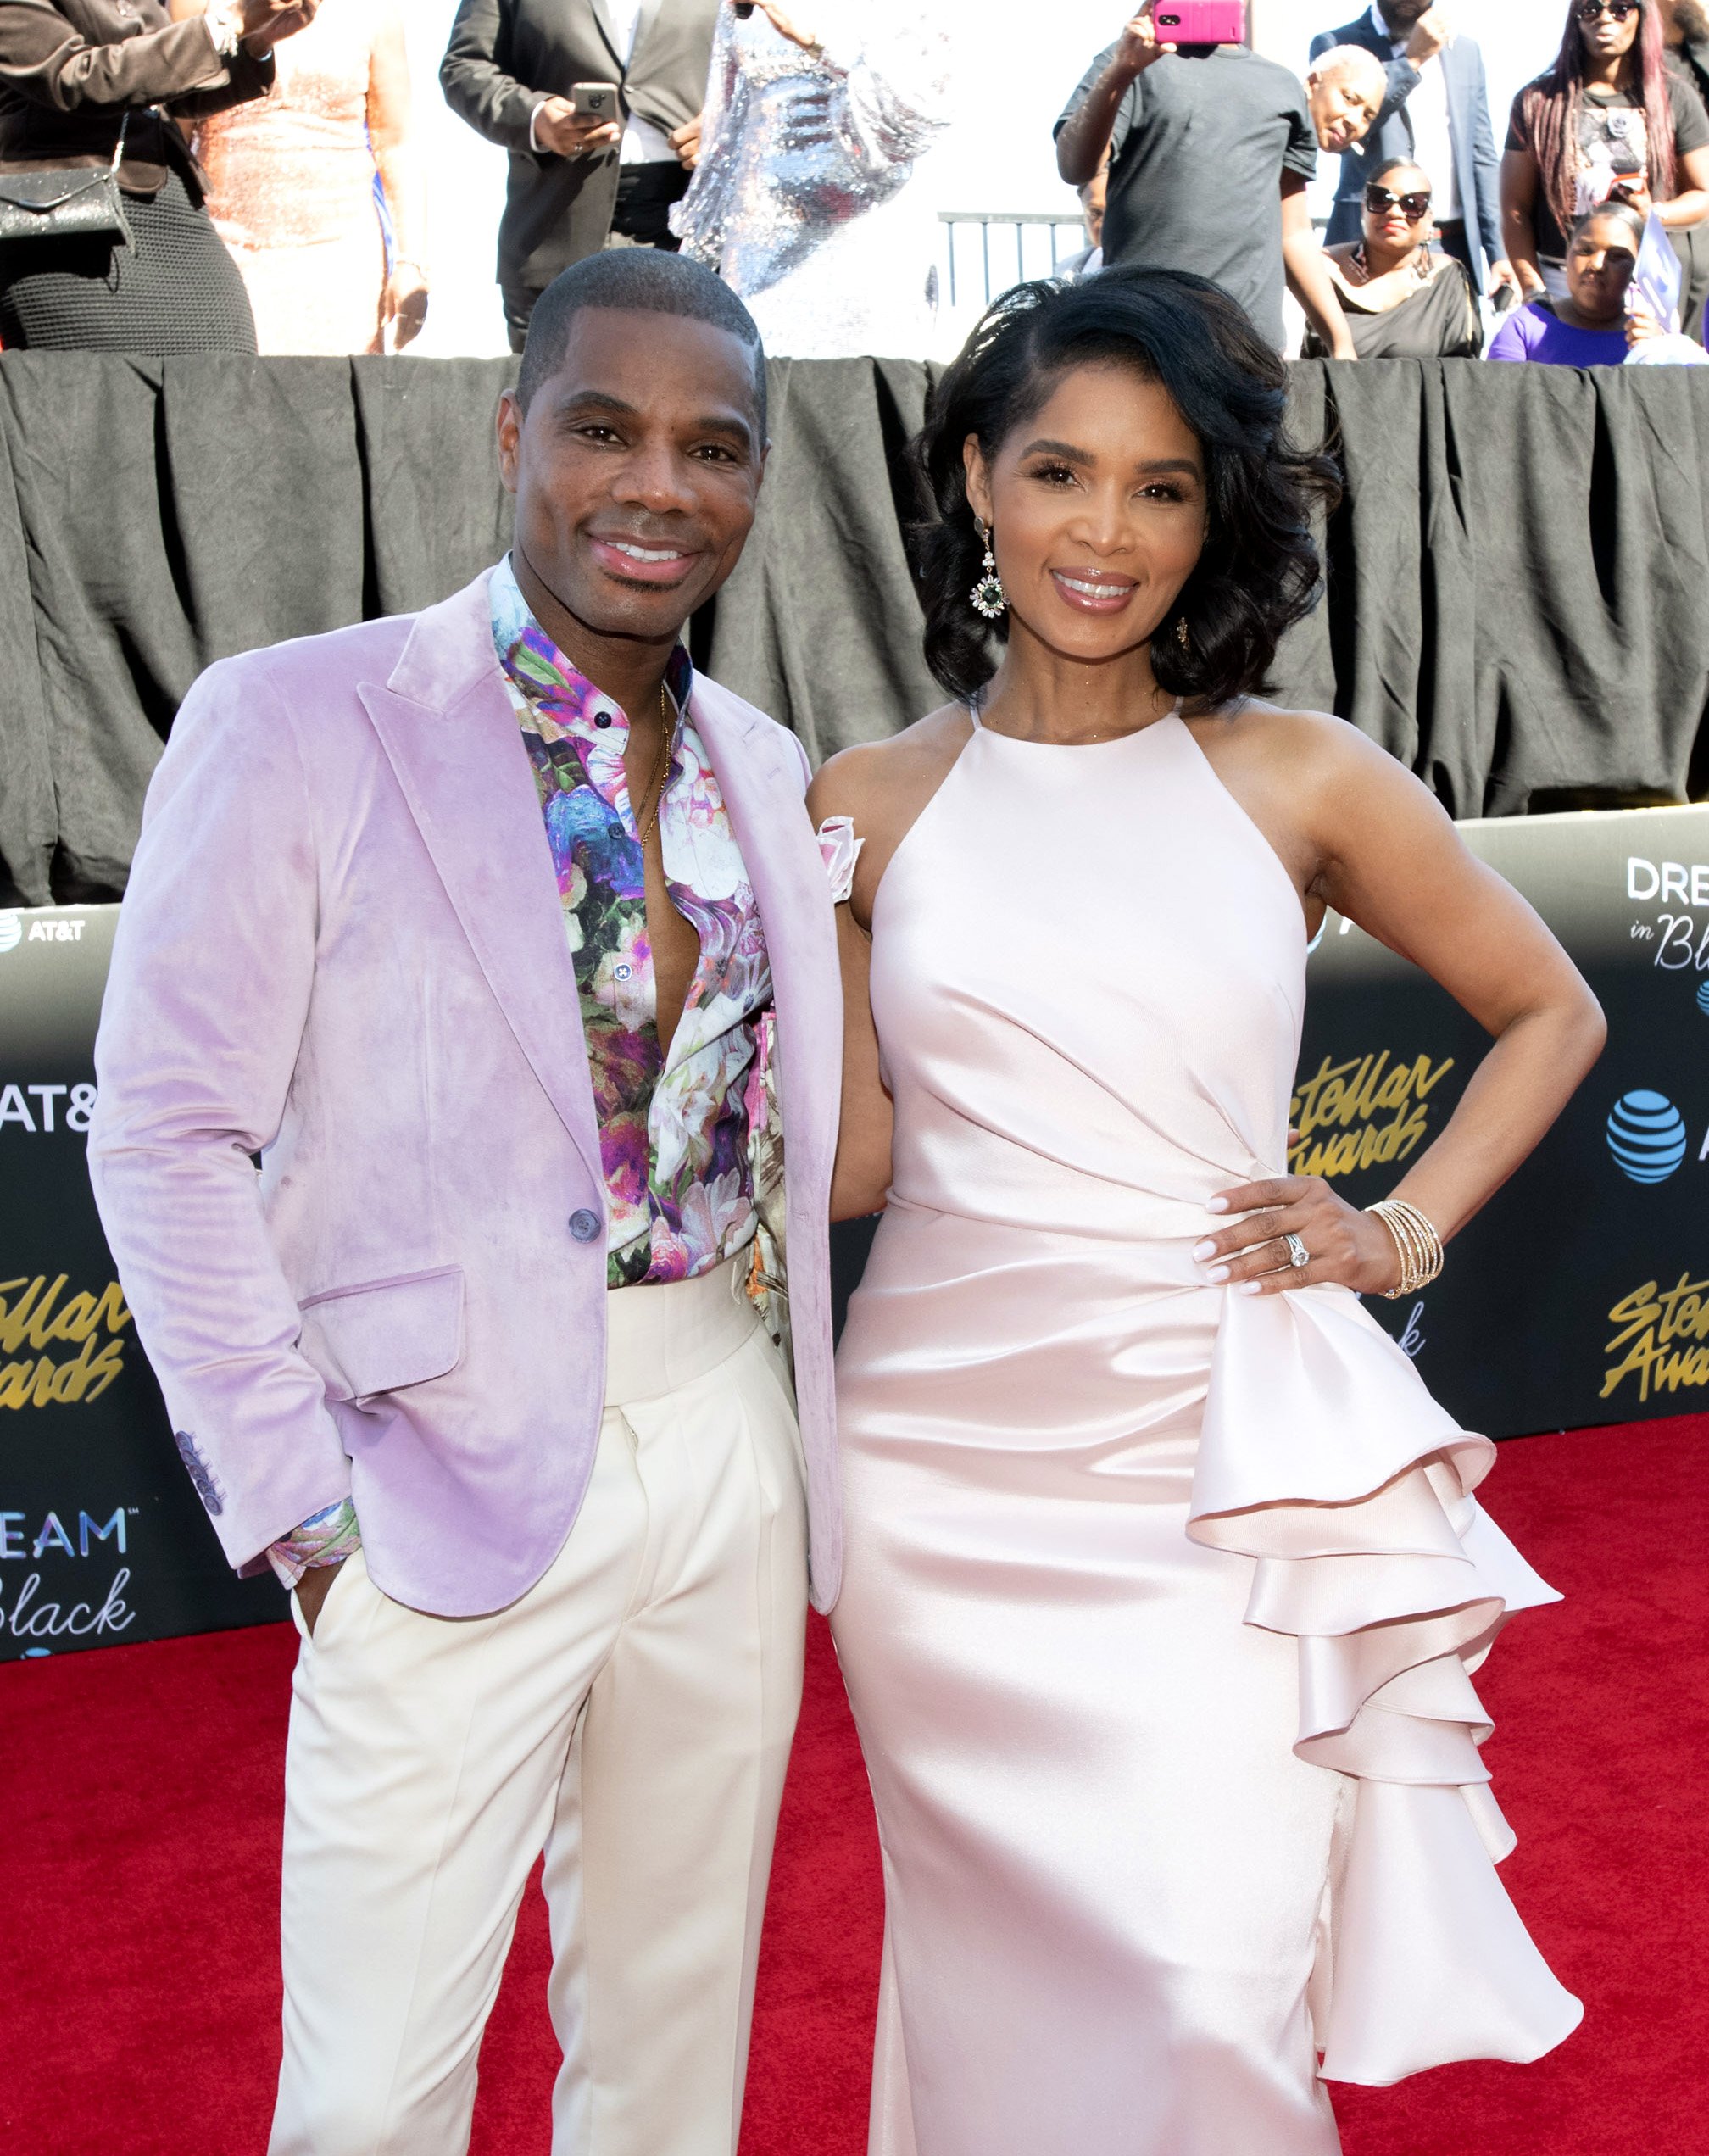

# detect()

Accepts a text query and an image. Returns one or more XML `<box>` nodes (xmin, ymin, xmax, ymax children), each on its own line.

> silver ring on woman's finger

<box><xmin>1284</xmin><ymin>1233</ymin><xmax>1310</xmax><ymax>1269</ymax></box>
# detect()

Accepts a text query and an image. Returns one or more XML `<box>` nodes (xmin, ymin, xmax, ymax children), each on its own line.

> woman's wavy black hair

<box><xmin>910</xmin><ymin>265</ymin><xmax>1342</xmax><ymax>708</ymax></box>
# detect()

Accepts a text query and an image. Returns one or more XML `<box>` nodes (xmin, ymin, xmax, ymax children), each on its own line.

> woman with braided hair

<box><xmin>1502</xmin><ymin>0</ymin><xmax>1709</xmax><ymax>303</ymax></box>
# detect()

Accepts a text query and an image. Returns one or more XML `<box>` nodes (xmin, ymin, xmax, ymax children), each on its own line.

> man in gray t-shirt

<box><xmin>1056</xmin><ymin>7</ymin><xmax>1353</xmax><ymax>355</ymax></box>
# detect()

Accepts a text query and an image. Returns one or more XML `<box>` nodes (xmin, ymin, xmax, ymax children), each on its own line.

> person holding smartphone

<box><xmin>441</xmin><ymin>0</ymin><xmax>720</xmax><ymax>349</ymax></box>
<box><xmin>1055</xmin><ymin>2</ymin><xmax>1357</xmax><ymax>358</ymax></box>
<box><xmin>1502</xmin><ymin>0</ymin><xmax>1709</xmax><ymax>304</ymax></box>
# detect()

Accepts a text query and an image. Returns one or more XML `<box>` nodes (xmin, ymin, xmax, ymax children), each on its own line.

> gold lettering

<box><xmin>1288</xmin><ymin>1051</ymin><xmax>1454</xmax><ymax>1180</ymax></box>
<box><xmin>0</xmin><ymin>1279</ymin><xmax>131</xmax><ymax>1406</ymax></box>
<box><xmin>1602</xmin><ymin>1272</ymin><xmax>1709</xmax><ymax>1400</ymax></box>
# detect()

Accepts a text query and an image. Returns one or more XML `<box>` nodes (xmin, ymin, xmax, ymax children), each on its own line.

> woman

<box><xmin>190</xmin><ymin>0</ymin><xmax>425</xmax><ymax>354</ymax></box>
<box><xmin>0</xmin><ymin>1</ymin><xmax>313</xmax><ymax>353</ymax></box>
<box><xmin>1660</xmin><ymin>0</ymin><xmax>1709</xmax><ymax>330</ymax></box>
<box><xmin>1489</xmin><ymin>199</ymin><xmax>1655</xmax><ymax>359</ymax></box>
<box><xmin>1503</xmin><ymin>0</ymin><xmax>1709</xmax><ymax>303</ymax></box>
<box><xmin>810</xmin><ymin>268</ymin><xmax>1593</xmax><ymax>2154</ymax></box>
<box><xmin>671</xmin><ymin>0</ymin><xmax>950</xmax><ymax>359</ymax></box>
<box><xmin>1305</xmin><ymin>158</ymin><xmax>1482</xmax><ymax>359</ymax></box>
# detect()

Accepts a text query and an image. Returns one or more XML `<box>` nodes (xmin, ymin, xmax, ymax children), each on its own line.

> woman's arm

<box><xmin>0</xmin><ymin>0</ymin><xmax>289</xmax><ymax>110</ymax></box>
<box><xmin>1500</xmin><ymin>145</ymin><xmax>1546</xmax><ymax>296</ymax></box>
<box><xmin>368</xmin><ymin>6</ymin><xmax>427</xmax><ymax>349</ymax></box>
<box><xmin>1196</xmin><ymin>719</ymin><xmax>1606</xmax><ymax>1295</ymax></box>
<box><xmin>1653</xmin><ymin>140</ymin><xmax>1709</xmax><ymax>227</ymax></box>
<box><xmin>1282</xmin><ymin>174</ymin><xmax>1356</xmax><ymax>361</ymax></box>
<box><xmin>806</xmin><ymin>755</ymin><xmax>894</xmax><ymax>1222</ymax></box>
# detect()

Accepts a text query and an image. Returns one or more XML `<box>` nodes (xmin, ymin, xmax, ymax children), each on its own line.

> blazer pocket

<box><xmin>297</xmin><ymin>1265</ymin><xmax>466</xmax><ymax>1406</ymax></box>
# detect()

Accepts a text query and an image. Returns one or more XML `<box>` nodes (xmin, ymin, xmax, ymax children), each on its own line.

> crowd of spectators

<box><xmin>0</xmin><ymin>0</ymin><xmax>1702</xmax><ymax>370</ymax></box>
<box><xmin>1055</xmin><ymin>0</ymin><xmax>1709</xmax><ymax>365</ymax></box>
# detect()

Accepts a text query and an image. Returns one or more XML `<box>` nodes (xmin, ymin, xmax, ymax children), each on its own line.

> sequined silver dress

<box><xmin>672</xmin><ymin>3</ymin><xmax>951</xmax><ymax>360</ymax></box>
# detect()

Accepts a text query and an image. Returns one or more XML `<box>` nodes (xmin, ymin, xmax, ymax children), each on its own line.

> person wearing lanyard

<box><xmin>1310</xmin><ymin>1</ymin><xmax>1517</xmax><ymax>305</ymax></box>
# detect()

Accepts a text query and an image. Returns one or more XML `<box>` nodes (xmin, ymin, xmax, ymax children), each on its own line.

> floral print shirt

<box><xmin>265</xmin><ymin>558</ymin><xmax>773</xmax><ymax>1592</ymax></box>
<box><xmin>488</xmin><ymin>557</ymin><xmax>771</xmax><ymax>1286</ymax></box>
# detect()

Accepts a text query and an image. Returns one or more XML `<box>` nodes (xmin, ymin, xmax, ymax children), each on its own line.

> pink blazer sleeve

<box><xmin>87</xmin><ymin>657</ymin><xmax>353</xmax><ymax>1578</ymax></box>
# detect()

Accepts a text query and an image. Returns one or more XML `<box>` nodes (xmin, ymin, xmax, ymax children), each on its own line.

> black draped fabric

<box><xmin>3</xmin><ymin>352</ymin><xmax>1709</xmax><ymax>905</ymax></box>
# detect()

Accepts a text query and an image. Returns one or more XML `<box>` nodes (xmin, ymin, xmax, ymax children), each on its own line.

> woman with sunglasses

<box><xmin>1502</xmin><ymin>0</ymin><xmax>1709</xmax><ymax>304</ymax></box>
<box><xmin>1305</xmin><ymin>157</ymin><xmax>1482</xmax><ymax>358</ymax></box>
<box><xmin>1488</xmin><ymin>198</ymin><xmax>1661</xmax><ymax>359</ymax></box>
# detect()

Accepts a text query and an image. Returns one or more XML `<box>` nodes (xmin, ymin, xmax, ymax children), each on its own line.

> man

<box><xmin>442</xmin><ymin>0</ymin><xmax>720</xmax><ymax>349</ymax></box>
<box><xmin>87</xmin><ymin>248</ymin><xmax>842</xmax><ymax>2155</ymax></box>
<box><xmin>1310</xmin><ymin>2</ymin><xmax>1516</xmax><ymax>303</ymax></box>
<box><xmin>1055</xmin><ymin>4</ymin><xmax>1356</xmax><ymax>359</ymax></box>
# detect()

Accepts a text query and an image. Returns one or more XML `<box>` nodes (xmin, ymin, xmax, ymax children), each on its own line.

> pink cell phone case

<box><xmin>1153</xmin><ymin>2</ymin><xmax>1248</xmax><ymax>43</ymax></box>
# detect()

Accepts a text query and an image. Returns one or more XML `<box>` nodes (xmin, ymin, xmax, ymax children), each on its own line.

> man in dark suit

<box><xmin>1310</xmin><ymin>3</ymin><xmax>1516</xmax><ymax>302</ymax></box>
<box><xmin>443</xmin><ymin>0</ymin><xmax>721</xmax><ymax>350</ymax></box>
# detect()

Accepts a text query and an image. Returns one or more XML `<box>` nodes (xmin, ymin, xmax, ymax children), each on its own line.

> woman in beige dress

<box><xmin>187</xmin><ymin>0</ymin><xmax>426</xmax><ymax>354</ymax></box>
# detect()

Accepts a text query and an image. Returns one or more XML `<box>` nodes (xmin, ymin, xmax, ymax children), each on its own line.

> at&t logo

<box><xmin>0</xmin><ymin>912</ymin><xmax>19</xmax><ymax>955</ymax></box>
<box><xmin>1606</xmin><ymin>1091</ymin><xmax>1689</xmax><ymax>1184</ymax></box>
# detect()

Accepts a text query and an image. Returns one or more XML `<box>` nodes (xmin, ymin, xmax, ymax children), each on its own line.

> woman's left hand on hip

<box><xmin>1192</xmin><ymin>1173</ymin><xmax>1401</xmax><ymax>1297</ymax></box>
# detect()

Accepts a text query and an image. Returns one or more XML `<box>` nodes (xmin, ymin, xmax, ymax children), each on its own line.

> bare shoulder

<box><xmin>1193</xmin><ymin>699</ymin><xmax>1442</xmax><ymax>810</ymax></box>
<box><xmin>806</xmin><ymin>702</ymin><xmax>971</xmax><ymax>837</ymax></box>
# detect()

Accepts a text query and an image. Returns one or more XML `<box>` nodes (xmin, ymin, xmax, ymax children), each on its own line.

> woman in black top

<box><xmin>0</xmin><ymin>2</ymin><xmax>316</xmax><ymax>353</ymax></box>
<box><xmin>1304</xmin><ymin>158</ymin><xmax>1483</xmax><ymax>359</ymax></box>
<box><xmin>1502</xmin><ymin>0</ymin><xmax>1709</xmax><ymax>304</ymax></box>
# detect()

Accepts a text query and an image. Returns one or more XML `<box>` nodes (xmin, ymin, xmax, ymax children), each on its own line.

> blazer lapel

<box><xmin>359</xmin><ymin>576</ymin><xmax>604</xmax><ymax>1197</ymax></box>
<box><xmin>690</xmin><ymin>680</ymin><xmax>840</xmax><ymax>1190</ymax></box>
<box><xmin>630</xmin><ymin>0</ymin><xmax>667</xmax><ymax>67</ymax></box>
<box><xmin>587</xmin><ymin>0</ymin><xmax>626</xmax><ymax>73</ymax></box>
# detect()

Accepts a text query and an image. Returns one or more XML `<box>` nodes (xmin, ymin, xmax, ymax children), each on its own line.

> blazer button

<box><xmin>569</xmin><ymin>1208</ymin><xmax>601</xmax><ymax>1243</ymax></box>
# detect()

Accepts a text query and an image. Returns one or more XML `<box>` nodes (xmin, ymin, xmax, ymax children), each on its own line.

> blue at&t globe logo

<box><xmin>1696</xmin><ymin>978</ymin><xmax>1709</xmax><ymax>1017</ymax></box>
<box><xmin>1606</xmin><ymin>1090</ymin><xmax>1689</xmax><ymax>1184</ymax></box>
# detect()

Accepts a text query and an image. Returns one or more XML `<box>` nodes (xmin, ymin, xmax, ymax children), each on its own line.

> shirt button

<box><xmin>593</xmin><ymin>710</ymin><xmax>612</xmax><ymax>729</ymax></box>
<box><xmin>569</xmin><ymin>1208</ymin><xmax>601</xmax><ymax>1243</ymax></box>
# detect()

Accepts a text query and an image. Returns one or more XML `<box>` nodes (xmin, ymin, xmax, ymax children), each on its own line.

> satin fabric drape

<box><xmin>830</xmin><ymin>714</ymin><xmax>1579</xmax><ymax>2155</ymax></box>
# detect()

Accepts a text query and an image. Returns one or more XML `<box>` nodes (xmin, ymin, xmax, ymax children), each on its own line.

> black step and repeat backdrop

<box><xmin>6</xmin><ymin>800</ymin><xmax>1709</xmax><ymax>1660</ymax></box>
<box><xmin>0</xmin><ymin>908</ymin><xmax>286</xmax><ymax>1661</ymax></box>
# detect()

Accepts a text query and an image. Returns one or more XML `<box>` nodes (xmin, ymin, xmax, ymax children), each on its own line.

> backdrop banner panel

<box><xmin>7</xmin><ymin>802</ymin><xmax>1708</xmax><ymax>1655</ymax></box>
<box><xmin>0</xmin><ymin>906</ymin><xmax>285</xmax><ymax>1662</ymax></box>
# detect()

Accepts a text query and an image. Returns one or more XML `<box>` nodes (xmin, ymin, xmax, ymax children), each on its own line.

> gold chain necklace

<box><xmin>633</xmin><ymin>680</ymin><xmax>675</xmax><ymax>852</ymax></box>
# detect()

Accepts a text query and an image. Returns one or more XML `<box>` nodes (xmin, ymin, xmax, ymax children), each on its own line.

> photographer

<box><xmin>441</xmin><ymin>0</ymin><xmax>717</xmax><ymax>350</ymax></box>
<box><xmin>1055</xmin><ymin>3</ymin><xmax>1356</xmax><ymax>358</ymax></box>
<box><xmin>0</xmin><ymin>0</ymin><xmax>312</xmax><ymax>353</ymax></box>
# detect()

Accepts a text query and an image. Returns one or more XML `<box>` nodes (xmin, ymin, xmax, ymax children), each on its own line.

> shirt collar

<box><xmin>489</xmin><ymin>553</ymin><xmax>694</xmax><ymax>741</ymax></box>
<box><xmin>1367</xmin><ymin>2</ymin><xmax>1403</xmax><ymax>54</ymax></box>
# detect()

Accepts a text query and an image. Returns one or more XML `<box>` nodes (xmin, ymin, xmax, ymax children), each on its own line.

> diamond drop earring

<box><xmin>1175</xmin><ymin>616</ymin><xmax>1192</xmax><ymax>652</ymax></box>
<box><xmin>969</xmin><ymin>518</ymin><xmax>1006</xmax><ymax>620</ymax></box>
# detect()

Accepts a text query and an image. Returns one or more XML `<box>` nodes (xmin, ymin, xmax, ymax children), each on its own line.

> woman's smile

<box><xmin>1049</xmin><ymin>567</ymin><xmax>1139</xmax><ymax>613</ymax></box>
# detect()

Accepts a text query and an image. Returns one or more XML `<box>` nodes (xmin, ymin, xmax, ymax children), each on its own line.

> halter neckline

<box><xmin>966</xmin><ymin>694</ymin><xmax>1185</xmax><ymax>744</ymax></box>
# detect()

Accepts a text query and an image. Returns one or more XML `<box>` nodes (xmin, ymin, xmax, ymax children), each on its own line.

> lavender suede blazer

<box><xmin>87</xmin><ymin>570</ymin><xmax>844</xmax><ymax>1618</ymax></box>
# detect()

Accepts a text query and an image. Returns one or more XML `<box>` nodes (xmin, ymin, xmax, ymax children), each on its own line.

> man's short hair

<box><xmin>515</xmin><ymin>250</ymin><xmax>768</xmax><ymax>442</ymax></box>
<box><xmin>1307</xmin><ymin>44</ymin><xmax>1386</xmax><ymax>102</ymax></box>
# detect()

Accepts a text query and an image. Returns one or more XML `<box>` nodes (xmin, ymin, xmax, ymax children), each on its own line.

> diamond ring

<box><xmin>1284</xmin><ymin>1233</ymin><xmax>1310</xmax><ymax>1269</ymax></box>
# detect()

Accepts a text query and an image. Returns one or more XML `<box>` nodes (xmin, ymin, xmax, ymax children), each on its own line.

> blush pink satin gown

<box><xmin>827</xmin><ymin>708</ymin><xmax>1582</xmax><ymax>2156</ymax></box>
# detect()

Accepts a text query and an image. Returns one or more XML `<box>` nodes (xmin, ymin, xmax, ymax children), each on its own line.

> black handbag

<box><xmin>0</xmin><ymin>114</ymin><xmax>132</xmax><ymax>248</ymax></box>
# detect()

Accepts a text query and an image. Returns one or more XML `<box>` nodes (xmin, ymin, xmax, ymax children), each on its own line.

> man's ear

<box><xmin>496</xmin><ymin>389</ymin><xmax>523</xmax><ymax>498</ymax></box>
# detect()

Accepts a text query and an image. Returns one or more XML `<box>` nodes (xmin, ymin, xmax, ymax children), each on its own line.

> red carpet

<box><xmin>3</xmin><ymin>1417</ymin><xmax>1705</xmax><ymax>2155</ymax></box>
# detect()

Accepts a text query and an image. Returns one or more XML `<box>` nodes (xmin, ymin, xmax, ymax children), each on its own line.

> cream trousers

<box><xmin>269</xmin><ymin>1258</ymin><xmax>810</xmax><ymax>2156</ymax></box>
